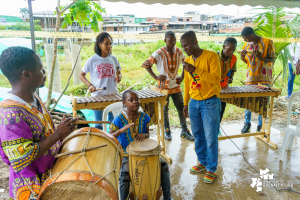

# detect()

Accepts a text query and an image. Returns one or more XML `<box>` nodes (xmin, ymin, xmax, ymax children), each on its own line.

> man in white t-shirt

<box><xmin>286</xmin><ymin>43</ymin><xmax>300</xmax><ymax>98</ymax></box>
<box><xmin>142</xmin><ymin>31</ymin><xmax>194</xmax><ymax>141</ymax></box>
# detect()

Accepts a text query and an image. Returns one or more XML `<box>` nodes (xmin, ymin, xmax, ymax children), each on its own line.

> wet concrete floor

<box><xmin>0</xmin><ymin>121</ymin><xmax>299</xmax><ymax>199</ymax></box>
<box><xmin>149</xmin><ymin>121</ymin><xmax>300</xmax><ymax>200</ymax></box>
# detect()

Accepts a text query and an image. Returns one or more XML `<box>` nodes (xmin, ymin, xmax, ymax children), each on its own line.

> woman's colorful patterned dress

<box><xmin>0</xmin><ymin>96</ymin><xmax>60</xmax><ymax>199</ymax></box>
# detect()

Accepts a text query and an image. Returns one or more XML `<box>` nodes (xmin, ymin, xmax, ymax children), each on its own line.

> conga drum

<box><xmin>38</xmin><ymin>127</ymin><xmax>123</xmax><ymax>200</ymax></box>
<box><xmin>127</xmin><ymin>139</ymin><xmax>162</xmax><ymax>200</ymax></box>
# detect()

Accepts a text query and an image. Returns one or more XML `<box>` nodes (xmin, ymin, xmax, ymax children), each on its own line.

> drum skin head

<box><xmin>127</xmin><ymin>139</ymin><xmax>162</xmax><ymax>156</ymax></box>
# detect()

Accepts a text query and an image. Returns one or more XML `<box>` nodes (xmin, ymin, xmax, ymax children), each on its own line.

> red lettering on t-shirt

<box><xmin>97</xmin><ymin>63</ymin><xmax>115</xmax><ymax>79</ymax></box>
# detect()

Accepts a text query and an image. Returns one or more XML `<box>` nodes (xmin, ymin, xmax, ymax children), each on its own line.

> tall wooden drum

<box><xmin>38</xmin><ymin>127</ymin><xmax>123</xmax><ymax>200</ymax></box>
<box><xmin>127</xmin><ymin>139</ymin><xmax>162</xmax><ymax>200</ymax></box>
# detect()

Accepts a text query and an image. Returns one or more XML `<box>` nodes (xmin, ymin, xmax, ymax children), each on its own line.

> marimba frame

<box><xmin>70</xmin><ymin>90</ymin><xmax>172</xmax><ymax>164</ymax></box>
<box><xmin>218</xmin><ymin>86</ymin><xmax>281</xmax><ymax>149</ymax></box>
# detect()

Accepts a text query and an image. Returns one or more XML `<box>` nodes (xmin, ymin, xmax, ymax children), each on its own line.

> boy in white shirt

<box><xmin>142</xmin><ymin>31</ymin><xmax>194</xmax><ymax>141</ymax></box>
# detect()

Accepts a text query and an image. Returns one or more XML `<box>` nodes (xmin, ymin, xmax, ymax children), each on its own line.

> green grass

<box><xmin>1</xmin><ymin>40</ymin><xmax>298</xmax><ymax>125</ymax></box>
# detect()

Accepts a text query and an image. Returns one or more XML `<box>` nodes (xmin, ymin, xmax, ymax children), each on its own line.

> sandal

<box><xmin>204</xmin><ymin>171</ymin><xmax>217</xmax><ymax>183</ymax></box>
<box><xmin>190</xmin><ymin>164</ymin><xmax>206</xmax><ymax>173</ymax></box>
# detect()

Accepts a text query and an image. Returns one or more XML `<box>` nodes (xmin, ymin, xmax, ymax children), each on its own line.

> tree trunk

<box><xmin>46</xmin><ymin>1</ymin><xmax>60</xmax><ymax>108</ymax></box>
<box><xmin>71</xmin><ymin>44</ymin><xmax>82</xmax><ymax>85</ymax></box>
<box><xmin>44</xmin><ymin>43</ymin><xmax>62</xmax><ymax>93</ymax></box>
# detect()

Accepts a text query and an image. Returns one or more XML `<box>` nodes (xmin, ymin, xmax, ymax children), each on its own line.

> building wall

<box><xmin>122</xmin><ymin>17</ymin><xmax>135</xmax><ymax>24</ymax></box>
<box><xmin>105</xmin><ymin>27</ymin><xmax>123</xmax><ymax>32</ymax></box>
<box><xmin>36</xmin><ymin>17</ymin><xmax>65</xmax><ymax>30</ymax></box>
<box><xmin>219</xmin><ymin>22</ymin><xmax>251</xmax><ymax>33</ymax></box>
<box><xmin>169</xmin><ymin>16</ymin><xmax>178</xmax><ymax>22</ymax></box>
<box><xmin>168</xmin><ymin>24</ymin><xmax>185</xmax><ymax>29</ymax></box>
<box><xmin>147</xmin><ymin>17</ymin><xmax>157</xmax><ymax>22</ymax></box>
<box><xmin>184</xmin><ymin>12</ymin><xmax>201</xmax><ymax>21</ymax></box>
<box><xmin>191</xmin><ymin>15</ymin><xmax>201</xmax><ymax>21</ymax></box>
<box><xmin>177</xmin><ymin>17</ymin><xmax>193</xmax><ymax>22</ymax></box>
<box><xmin>186</xmin><ymin>24</ymin><xmax>201</xmax><ymax>30</ymax></box>
<box><xmin>135</xmin><ymin>18</ymin><xmax>146</xmax><ymax>24</ymax></box>
<box><xmin>154</xmin><ymin>18</ymin><xmax>169</xmax><ymax>24</ymax></box>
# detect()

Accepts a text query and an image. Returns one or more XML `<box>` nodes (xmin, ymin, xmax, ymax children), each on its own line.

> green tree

<box><xmin>20</xmin><ymin>7</ymin><xmax>29</xmax><ymax>18</ymax></box>
<box><xmin>61</xmin><ymin>0</ymin><xmax>105</xmax><ymax>32</ymax></box>
<box><xmin>251</xmin><ymin>7</ymin><xmax>300</xmax><ymax>79</ymax></box>
<box><xmin>47</xmin><ymin>0</ymin><xmax>106</xmax><ymax>109</ymax></box>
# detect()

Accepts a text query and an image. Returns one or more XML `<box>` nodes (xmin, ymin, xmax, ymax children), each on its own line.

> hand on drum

<box><xmin>135</xmin><ymin>133</ymin><xmax>148</xmax><ymax>141</ymax></box>
<box><xmin>56</xmin><ymin>116</ymin><xmax>78</xmax><ymax>141</ymax></box>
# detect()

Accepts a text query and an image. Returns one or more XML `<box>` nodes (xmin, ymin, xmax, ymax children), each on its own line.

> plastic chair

<box><xmin>280</xmin><ymin>91</ymin><xmax>300</xmax><ymax>161</ymax></box>
<box><xmin>102</xmin><ymin>102</ymin><xmax>143</xmax><ymax>133</ymax></box>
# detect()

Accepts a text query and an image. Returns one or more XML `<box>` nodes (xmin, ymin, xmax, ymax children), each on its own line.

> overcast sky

<box><xmin>1</xmin><ymin>0</ymin><xmax>299</xmax><ymax>19</ymax></box>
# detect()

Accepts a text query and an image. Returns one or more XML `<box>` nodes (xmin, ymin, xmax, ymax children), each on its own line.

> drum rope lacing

<box><xmin>94</xmin><ymin>143</ymin><xmax>121</xmax><ymax>198</ymax></box>
<box><xmin>130</xmin><ymin>156</ymin><xmax>160</xmax><ymax>200</ymax></box>
<box><xmin>51</xmin><ymin>127</ymin><xmax>95</xmax><ymax>184</ymax></box>
<box><xmin>46</xmin><ymin>127</ymin><xmax>122</xmax><ymax>198</ymax></box>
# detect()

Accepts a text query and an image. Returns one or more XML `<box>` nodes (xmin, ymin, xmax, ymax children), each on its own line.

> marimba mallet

<box><xmin>116</xmin><ymin>66</ymin><xmax>120</xmax><ymax>81</ymax></box>
<box><xmin>237</xmin><ymin>50</ymin><xmax>263</xmax><ymax>53</ymax></box>
<box><xmin>84</xmin><ymin>87</ymin><xmax>106</xmax><ymax>97</ymax></box>
<box><xmin>75</xmin><ymin>120</ymin><xmax>111</xmax><ymax>124</ymax></box>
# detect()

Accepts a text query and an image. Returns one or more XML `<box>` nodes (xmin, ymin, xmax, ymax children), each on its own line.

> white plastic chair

<box><xmin>102</xmin><ymin>102</ymin><xmax>143</xmax><ymax>133</ymax></box>
<box><xmin>280</xmin><ymin>91</ymin><xmax>300</xmax><ymax>161</ymax></box>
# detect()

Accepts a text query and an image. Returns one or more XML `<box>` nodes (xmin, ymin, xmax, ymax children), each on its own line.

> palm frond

<box><xmin>251</xmin><ymin>6</ymin><xmax>299</xmax><ymax>69</ymax></box>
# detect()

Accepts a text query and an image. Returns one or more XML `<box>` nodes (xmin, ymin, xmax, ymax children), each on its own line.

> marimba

<box><xmin>70</xmin><ymin>89</ymin><xmax>172</xmax><ymax>163</ymax></box>
<box><xmin>219</xmin><ymin>85</ymin><xmax>281</xmax><ymax>149</ymax></box>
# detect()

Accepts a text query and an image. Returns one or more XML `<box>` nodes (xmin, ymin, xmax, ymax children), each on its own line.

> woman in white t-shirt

<box><xmin>79</xmin><ymin>32</ymin><xmax>122</xmax><ymax>130</ymax></box>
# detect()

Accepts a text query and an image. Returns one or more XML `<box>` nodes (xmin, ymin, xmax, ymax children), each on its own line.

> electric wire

<box><xmin>188</xmin><ymin>58</ymin><xmax>300</xmax><ymax>195</ymax></box>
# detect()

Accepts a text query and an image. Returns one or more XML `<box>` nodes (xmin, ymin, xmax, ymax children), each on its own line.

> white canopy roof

<box><xmin>104</xmin><ymin>0</ymin><xmax>300</xmax><ymax>8</ymax></box>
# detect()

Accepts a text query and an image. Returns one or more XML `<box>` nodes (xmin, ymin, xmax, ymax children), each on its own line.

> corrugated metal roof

<box><xmin>104</xmin><ymin>0</ymin><xmax>300</xmax><ymax>8</ymax></box>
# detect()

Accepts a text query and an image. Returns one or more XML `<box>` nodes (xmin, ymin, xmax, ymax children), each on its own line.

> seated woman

<box><xmin>109</xmin><ymin>90</ymin><xmax>171</xmax><ymax>200</ymax></box>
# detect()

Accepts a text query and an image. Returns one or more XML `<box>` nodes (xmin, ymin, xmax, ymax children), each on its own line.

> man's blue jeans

<box><xmin>287</xmin><ymin>63</ymin><xmax>295</xmax><ymax>97</ymax></box>
<box><xmin>93</xmin><ymin>110</ymin><xmax>114</xmax><ymax>130</ymax></box>
<box><xmin>245</xmin><ymin>109</ymin><xmax>262</xmax><ymax>126</ymax></box>
<box><xmin>189</xmin><ymin>97</ymin><xmax>221</xmax><ymax>172</ymax></box>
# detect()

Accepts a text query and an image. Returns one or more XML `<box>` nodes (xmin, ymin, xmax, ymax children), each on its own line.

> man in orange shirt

<box><xmin>218</xmin><ymin>37</ymin><xmax>237</xmax><ymax>124</ymax></box>
<box><xmin>181</xmin><ymin>31</ymin><xmax>221</xmax><ymax>184</ymax></box>
<box><xmin>240</xmin><ymin>27</ymin><xmax>275</xmax><ymax>133</ymax></box>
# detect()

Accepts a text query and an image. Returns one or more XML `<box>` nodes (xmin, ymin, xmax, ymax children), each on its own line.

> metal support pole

<box><xmin>123</xmin><ymin>19</ymin><xmax>125</xmax><ymax>45</ymax></box>
<box><xmin>27</xmin><ymin>0</ymin><xmax>36</xmax><ymax>51</ymax></box>
<box><xmin>27</xmin><ymin>0</ymin><xmax>39</xmax><ymax>95</ymax></box>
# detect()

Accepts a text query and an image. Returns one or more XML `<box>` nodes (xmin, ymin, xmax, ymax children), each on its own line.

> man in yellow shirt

<box><xmin>240</xmin><ymin>27</ymin><xmax>275</xmax><ymax>133</ymax></box>
<box><xmin>180</xmin><ymin>31</ymin><xmax>221</xmax><ymax>184</ymax></box>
